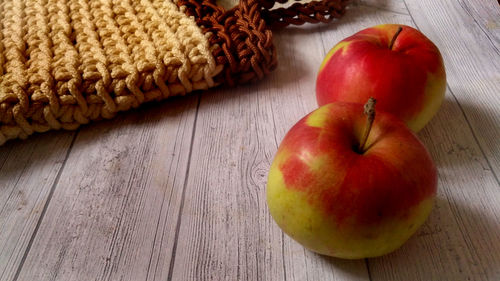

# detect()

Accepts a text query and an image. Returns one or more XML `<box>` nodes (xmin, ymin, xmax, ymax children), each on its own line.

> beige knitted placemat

<box><xmin>0</xmin><ymin>0</ymin><xmax>221</xmax><ymax>145</ymax></box>
<box><xmin>0</xmin><ymin>0</ymin><xmax>349</xmax><ymax>145</ymax></box>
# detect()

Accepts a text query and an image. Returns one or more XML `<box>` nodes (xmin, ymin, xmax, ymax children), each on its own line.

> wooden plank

<box><xmin>368</xmin><ymin>1</ymin><xmax>500</xmax><ymax>280</ymax></box>
<box><xmin>456</xmin><ymin>0</ymin><xmax>500</xmax><ymax>51</ymax></box>
<box><xmin>14</xmin><ymin>95</ymin><xmax>199</xmax><ymax>281</ymax></box>
<box><xmin>356</xmin><ymin>0</ymin><xmax>408</xmax><ymax>15</ymax></box>
<box><xmin>168</xmin><ymin>4</ymin><xmax>413</xmax><ymax>280</ymax></box>
<box><xmin>0</xmin><ymin>132</ymin><xmax>75</xmax><ymax>281</ymax></box>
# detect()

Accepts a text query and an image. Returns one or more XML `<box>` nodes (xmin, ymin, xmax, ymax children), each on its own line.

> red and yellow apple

<box><xmin>316</xmin><ymin>24</ymin><xmax>446</xmax><ymax>132</ymax></box>
<box><xmin>266</xmin><ymin>101</ymin><xmax>437</xmax><ymax>259</ymax></box>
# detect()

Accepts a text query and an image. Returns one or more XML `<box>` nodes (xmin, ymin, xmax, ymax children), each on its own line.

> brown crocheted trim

<box><xmin>260</xmin><ymin>0</ymin><xmax>349</xmax><ymax>29</ymax></box>
<box><xmin>177</xmin><ymin>0</ymin><xmax>278</xmax><ymax>86</ymax></box>
<box><xmin>177</xmin><ymin>0</ymin><xmax>348</xmax><ymax>86</ymax></box>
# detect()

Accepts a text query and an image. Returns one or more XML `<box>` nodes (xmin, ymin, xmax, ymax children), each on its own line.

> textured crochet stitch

<box><xmin>0</xmin><ymin>0</ymin><xmax>348</xmax><ymax>145</ymax></box>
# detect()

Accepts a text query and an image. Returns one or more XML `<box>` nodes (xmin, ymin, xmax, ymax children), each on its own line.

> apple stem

<box><xmin>358</xmin><ymin>97</ymin><xmax>377</xmax><ymax>153</ymax></box>
<box><xmin>389</xmin><ymin>26</ymin><xmax>403</xmax><ymax>50</ymax></box>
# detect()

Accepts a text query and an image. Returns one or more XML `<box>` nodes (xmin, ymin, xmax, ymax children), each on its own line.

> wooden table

<box><xmin>1</xmin><ymin>0</ymin><xmax>499</xmax><ymax>280</ymax></box>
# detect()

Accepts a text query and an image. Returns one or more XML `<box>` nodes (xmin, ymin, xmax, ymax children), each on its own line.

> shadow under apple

<box><xmin>367</xmin><ymin>196</ymin><xmax>500</xmax><ymax>280</ymax></box>
<box><xmin>449</xmin><ymin>95</ymin><xmax>500</xmax><ymax>169</ymax></box>
<box><xmin>418</xmin><ymin>96</ymin><xmax>500</xmax><ymax>174</ymax></box>
<box><xmin>318</xmin><ymin>254</ymin><xmax>371</xmax><ymax>280</ymax></box>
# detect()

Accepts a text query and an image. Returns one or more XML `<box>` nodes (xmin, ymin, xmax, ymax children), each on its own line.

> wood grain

<box><xmin>13</xmin><ymin>96</ymin><xmax>199</xmax><ymax>281</ymax></box>
<box><xmin>456</xmin><ymin>0</ymin><xmax>500</xmax><ymax>52</ymax></box>
<box><xmin>356</xmin><ymin>0</ymin><xmax>408</xmax><ymax>15</ymax></box>
<box><xmin>0</xmin><ymin>132</ymin><xmax>75</xmax><ymax>281</ymax></box>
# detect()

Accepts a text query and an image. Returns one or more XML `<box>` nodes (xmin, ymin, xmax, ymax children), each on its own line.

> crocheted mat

<box><xmin>0</xmin><ymin>0</ymin><xmax>222</xmax><ymax>145</ymax></box>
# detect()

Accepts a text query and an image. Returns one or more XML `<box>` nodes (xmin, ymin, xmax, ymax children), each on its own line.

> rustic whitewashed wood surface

<box><xmin>1</xmin><ymin>0</ymin><xmax>499</xmax><ymax>280</ymax></box>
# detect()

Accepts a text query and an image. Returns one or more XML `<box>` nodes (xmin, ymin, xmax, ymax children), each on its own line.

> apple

<box><xmin>316</xmin><ymin>24</ymin><xmax>446</xmax><ymax>132</ymax></box>
<box><xmin>266</xmin><ymin>99</ymin><xmax>437</xmax><ymax>259</ymax></box>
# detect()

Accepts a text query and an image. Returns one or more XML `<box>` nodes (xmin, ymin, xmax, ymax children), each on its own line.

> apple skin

<box><xmin>316</xmin><ymin>24</ymin><xmax>446</xmax><ymax>132</ymax></box>
<box><xmin>266</xmin><ymin>102</ymin><xmax>437</xmax><ymax>259</ymax></box>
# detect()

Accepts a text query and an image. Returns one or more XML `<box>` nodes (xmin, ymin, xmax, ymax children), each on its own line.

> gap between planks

<box><xmin>11</xmin><ymin>132</ymin><xmax>79</xmax><ymax>281</ymax></box>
